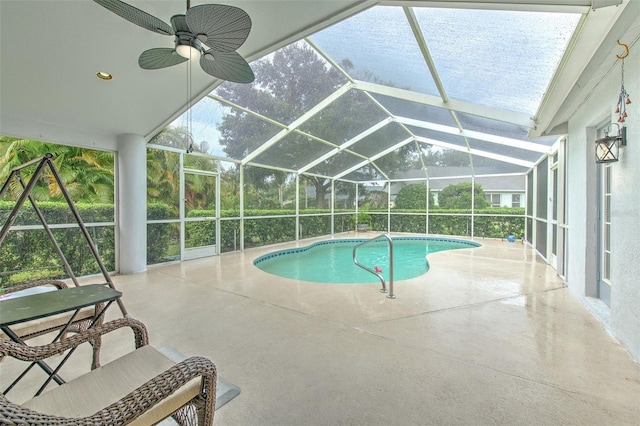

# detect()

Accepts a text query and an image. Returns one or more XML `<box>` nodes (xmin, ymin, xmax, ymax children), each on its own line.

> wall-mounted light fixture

<box><xmin>597</xmin><ymin>41</ymin><xmax>633</xmax><ymax>163</ymax></box>
<box><xmin>595</xmin><ymin>124</ymin><xmax>627</xmax><ymax>163</ymax></box>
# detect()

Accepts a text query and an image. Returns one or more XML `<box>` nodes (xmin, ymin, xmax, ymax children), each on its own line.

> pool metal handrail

<box><xmin>352</xmin><ymin>233</ymin><xmax>395</xmax><ymax>299</ymax></box>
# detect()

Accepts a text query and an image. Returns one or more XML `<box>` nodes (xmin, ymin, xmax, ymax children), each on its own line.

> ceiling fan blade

<box><xmin>93</xmin><ymin>0</ymin><xmax>174</xmax><ymax>35</ymax></box>
<box><xmin>200</xmin><ymin>51</ymin><xmax>255</xmax><ymax>83</ymax></box>
<box><xmin>186</xmin><ymin>4</ymin><xmax>252</xmax><ymax>53</ymax></box>
<box><xmin>139</xmin><ymin>48</ymin><xmax>187</xmax><ymax>70</ymax></box>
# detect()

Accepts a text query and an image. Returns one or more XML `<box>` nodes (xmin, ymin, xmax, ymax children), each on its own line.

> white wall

<box><xmin>1</xmin><ymin>116</ymin><xmax>119</xmax><ymax>152</ymax></box>
<box><xmin>500</xmin><ymin>192</ymin><xmax>524</xmax><ymax>208</ymax></box>
<box><xmin>433</xmin><ymin>191</ymin><xmax>524</xmax><ymax>207</ymax></box>
<box><xmin>117</xmin><ymin>134</ymin><xmax>148</xmax><ymax>274</ymax></box>
<box><xmin>565</xmin><ymin>35</ymin><xmax>640</xmax><ymax>360</ymax></box>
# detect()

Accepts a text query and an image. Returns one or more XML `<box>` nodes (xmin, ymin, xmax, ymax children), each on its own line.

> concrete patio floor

<box><xmin>3</xmin><ymin>235</ymin><xmax>640</xmax><ymax>424</ymax></box>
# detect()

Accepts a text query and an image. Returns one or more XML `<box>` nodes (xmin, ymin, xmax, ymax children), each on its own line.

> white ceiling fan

<box><xmin>94</xmin><ymin>0</ymin><xmax>255</xmax><ymax>83</ymax></box>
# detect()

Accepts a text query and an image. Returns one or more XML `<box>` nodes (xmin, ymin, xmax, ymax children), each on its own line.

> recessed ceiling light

<box><xmin>96</xmin><ymin>71</ymin><xmax>113</xmax><ymax>81</ymax></box>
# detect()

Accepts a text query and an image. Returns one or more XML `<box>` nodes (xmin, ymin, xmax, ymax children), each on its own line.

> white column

<box><xmin>117</xmin><ymin>134</ymin><xmax>147</xmax><ymax>273</ymax></box>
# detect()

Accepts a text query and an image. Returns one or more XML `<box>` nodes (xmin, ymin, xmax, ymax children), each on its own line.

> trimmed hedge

<box><xmin>146</xmin><ymin>203</ymin><xmax>176</xmax><ymax>264</ymax></box>
<box><xmin>1</xmin><ymin>202</ymin><xmax>524</xmax><ymax>281</ymax></box>
<box><xmin>0</xmin><ymin>200</ymin><xmax>114</xmax><ymax>225</ymax></box>
<box><xmin>376</xmin><ymin>208</ymin><xmax>524</xmax><ymax>238</ymax></box>
<box><xmin>0</xmin><ymin>201</ymin><xmax>116</xmax><ymax>287</ymax></box>
<box><xmin>185</xmin><ymin>207</ymin><xmax>524</xmax><ymax>249</ymax></box>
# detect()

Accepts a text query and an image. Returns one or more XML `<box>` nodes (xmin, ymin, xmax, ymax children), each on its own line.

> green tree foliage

<box><xmin>421</xmin><ymin>147</ymin><xmax>497</xmax><ymax>168</ymax></box>
<box><xmin>394</xmin><ymin>183</ymin><xmax>434</xmax><ymax>209</ymax></box>
<box><xmin>148</xmin><ymin>127</ymin><xmax>221</xmax><ymax>216</ymax></box>
<box><xmin>183</xmin><ymin>155</ymin><xmax>218</xmax><ymax>212</ymax></box>
<box><xmin>438</xmin><ymin>182</ymin><xmax>489</xmax><ymax>209</ymax></box>
<box><xmin>242</xmin><ymin>166</ymin><xmax>295</xmax><ymax>210</ymax></box>
<box><xmin>365</xmin><ymin>190</ymin><xmax>388</xmax><ymax>209</ymax></box>
<box><xmin>150</xmin><ymin>125</ymin><xmax>194</xmax><ymax>151</ymax></box>
<box><xmin>215</xmin><ymin>43</ymin><xmax>412</xmax><ymax>207</ymax></box>
<box><xmin>0</xmin><ymin>136</ymin><xmax>114</xmax><ymax>203</ymax></box>
<box><xmin>146</xmin><ymin>148</ymin><xmax>180</xmax><ymax>218</ymax></box>
<box><xmin>422</xmin><ymin>148</ymin><xmax>471</xmax><ymax>167</ymax></box>
<box><xmin>219</xmin><ymin>167</ymin><xmax>240</xmax><ymax>211</ymax></box>
<box><xmin>334</xmin><ymin>181</ymin><xmax>356</xmax><ymax>209</ymax></box>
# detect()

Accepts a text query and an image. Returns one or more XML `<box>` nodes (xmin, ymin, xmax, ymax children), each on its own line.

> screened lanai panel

<box><xmin>388</xmin><ymin>166</ymin><xmax>428</xmax><ymax>183</ymax></box>
<box><xmin>423</xmin><ymin>146</ymin><xmax>472</xmax><ymax>177</ymax></box>
<box><xmin>216</xmin><ymin>109</ymin><xmax>284</xmax><ymax>161</ymax></box>
<box><xmin>334</xmin><ymin>181</ymin><xmax>357</xmax><ymax>210</ymax></box>
<box><xmin>341</xmin><ymin>166</ymin><xmax>388</xmax><ymax>183</ymax></box>
<box><xmin>252</xmin><ymin>132</ymin><xmax>333</xmax><ymax>170</ymax></box>
<box><xmin>219</xmin><ymin>161</ymin><xmax>239</xmax><ymax>211</ymax></box>
<box><xmin>430</xmin><ymin>173</ymin><xmax>473</xmax><ymax>213</ymax></box>
<box><xmin>457</xmin><ymin>112</ymin><xmax>559</xmax><ymax>152</ymax></box>
<box><xmin>376</xmin><ymin>141</ymin><xmax>425</xmax><ymax>179</ymax></box>
<box><xmin>308</xmin><ymin>150</ymin><xmax>365</xmax><ymax>178</ymax></box>
<box><xmin>350</xmin><ymin>122</ymin><xmax>411</xmax><ymax>158</ymax></box>
<box><xmin>147</xmin><ymin>148</ymin><xmax>180</xmax><ymax>220</ymax></box>
<box><xmin>467</xmin><ymin>137</ymin><xmax>543</xmax><ymax>164</ymax></box>
<box><xmin>166</xmin><ymin>98</ymin><xmax>283</xmax><ymax>161</ymax></box>
<box><xmin>214</xmin><ymin>41</ymin><xmax>348</xmax><ymax>126</ymax></box>
<box><xmin>243</xmin><ymin>166</ymin><xmax>296</xmax><ymax>211</ymax></box>
<box><xmin>411</xmin><ymin>124</ymin><xmax>542</xmax><ymax>166</ymax></box>
<box><xmin>309</xmin><ymin>6</ymin><xmax>438</xmax><ymax>95</ymax></box>
<box><xmin>414</xmin><ymin>8</ymin><xmax>580</xmax><ymax>115</ymax></box>
<box><xmin>165</xmin><ymin>96</ymin><xmax>226</xmax><ymax>156</ymax></box>
<box><xmin>408</xmin><ymin>126</ymin><xmax>468</xmax><ymax>150</ymax></box>
<box><xmin>456</xmin><ymin>113</ymin><xmax>532</xmax><ymax>142</ymax></box>
<box><xmin>468</xmin><ymin>154</ymin><xmax>529</xmax><ymax>175</ymax></box>
<box><xmin>298</xmin><ymin>90</ymin><xmax>389</xmax><ymax>144</ymax></box>
<box><xmin>341</xmin><ymin>141</ymin><xmax>421</xmax><ymax>182</ymax></box>
<box><xmin>184</xmin><ymin>154</ymin><xmax>218</xmax><ymax>172</ymax></box>
<box><xmin>370</xmin><ymin>93</ymin><xmax>457</xmax><ymax>127</ymax></box>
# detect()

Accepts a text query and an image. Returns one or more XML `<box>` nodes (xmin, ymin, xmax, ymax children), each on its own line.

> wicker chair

<box><xmin>0</xmin><ymin>317</ymin><xmax>217</xmax><ymax>425</ymax></box>
<box><xmin>0</xmin><ymin>280</ymin><xmax>106</xmax><ymax>370</ymax></box>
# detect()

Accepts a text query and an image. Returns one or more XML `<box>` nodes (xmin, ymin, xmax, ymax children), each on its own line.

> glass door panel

<box><xmin>550</xmin><ymin>166</ymin><xmax>558</xmax><ymax>267</ymax></box>
<box><xmin>598</xmin><ymin>163</ymin><xmax>612</xmax><ymax>306</ymax></box>
<box><xmin>183</xmin><ymin>171</ymin><xmax>217</xmax><ymax>260</ymax></box>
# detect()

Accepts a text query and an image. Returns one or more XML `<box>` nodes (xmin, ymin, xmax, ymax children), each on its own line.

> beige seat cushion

<box><xmin>0</xmin><ymin>307</ymin><xmax>96</xmax><ymax>341</ymax></box>
<box><xmin>23</xmin><ymin>345</ymin><xmax>201</xmax><ymax>425</ymax></box>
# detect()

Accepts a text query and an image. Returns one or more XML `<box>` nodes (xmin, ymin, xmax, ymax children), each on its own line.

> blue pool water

<box><xmin>253</xmin><ymin>237</ymin><xmax>480</xmax><ymax>283</ymax></box>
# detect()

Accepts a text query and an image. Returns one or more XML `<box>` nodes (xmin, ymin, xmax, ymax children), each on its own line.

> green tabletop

<box><xmin>0</xmin><ymin>284</ymin><xmax>122</xmax><ymax>327</ymax></box>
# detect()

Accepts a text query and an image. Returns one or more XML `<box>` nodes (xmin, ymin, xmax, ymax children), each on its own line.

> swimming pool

<box><xmin>253</xmin><ymin>236</ymin><xmax>480</xmax><ymax>283</ymax></box>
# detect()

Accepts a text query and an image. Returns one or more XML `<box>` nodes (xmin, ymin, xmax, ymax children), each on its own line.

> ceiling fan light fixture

<box><xmin>176</xmin><ymin>43</ymin><xmax>200</xmax><ymax>60</ymax></box>
<box><xmin>94</xmin><ymin>0</ymin><xmax>254</xmax><ymax>83</ymax></box>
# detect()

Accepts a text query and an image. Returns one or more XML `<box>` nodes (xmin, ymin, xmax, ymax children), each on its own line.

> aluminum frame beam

<box><xmin>334</xmin><ymin>136</ymin><xmax>414</xmax><ymax>180</ymax></box>
<box><xmin>395</xmin><ymin>116</ymin><xmax>549</xmax><ymax>153</ymax></box>
<box><xmin>379</xmin><ymin>1</ymin><xmax>601</xmax><ymax>13</ymax></box>
<box><xmin>241</xmin><ymin>83</ymin><xmax>354</xmax><ymax>165</ymax></box>
<box><xmin>297</xmin><ymin>117</ymin><xmax>393</xmax><ymax>174</ymax></box>
<box><xmin>415</xmin><ymin>136</ymin><xmax>534</xmax><ymax>168</ymax></box>
<box><xmin>353</xmin><ymin>80</ymin><xmax>536</xmax><ymax>128</ymax></box>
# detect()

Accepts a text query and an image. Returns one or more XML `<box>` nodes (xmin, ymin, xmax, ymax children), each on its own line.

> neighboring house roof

<box><xmin>428</xmin><ymin>175</ymin><xmax>525</xmax><ymax>191</ymax></box>
<box><xmin>394</xmin><ymin>166</ymin><xmax>526</xmax><ymax>180</ymax></box>
<box><xmin>388</xmin><ymin>169</ymin><xmax>525</xmax><ymax>194</ymax></box>
<box><xmin>304</xmin><ymin>170</ymin><xmax>525</xmax><ymax>197</ymax></box>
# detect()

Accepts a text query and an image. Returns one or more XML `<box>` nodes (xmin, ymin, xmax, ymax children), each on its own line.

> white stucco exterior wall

<box><xmin>565</xmin><ymin>39</ymin><xmax>640</xmax><ymax>360</ymax></box>
<box><xmin>117</xmin><ymin>134</ymin><xmax>147</xmax><ymax>274</ymax></box>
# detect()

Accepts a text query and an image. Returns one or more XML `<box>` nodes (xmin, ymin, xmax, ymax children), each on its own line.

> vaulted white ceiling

<box><xmin>0</xmin><ymin>0</ymin><xmax>372</xmax><ymax>148</ymax></box>
<box><xmin>0</xmin><ymin>0</ymin><xmax>635</xmax><ymax>168</ymax></box>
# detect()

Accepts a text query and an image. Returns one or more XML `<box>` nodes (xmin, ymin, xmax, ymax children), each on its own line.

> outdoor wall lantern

<box><xmin>595</xmin><ymin>124</ymin><xmax>627</xmax><ymax>163</ymax></box>
<box><xmin>597</xmin><ymin>41</ymin><xmax>633</xmax><ymax>164</ymax></box>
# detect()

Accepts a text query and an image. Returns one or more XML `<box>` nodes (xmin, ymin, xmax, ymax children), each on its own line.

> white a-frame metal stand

<box><xmin>0</xmin><ymin>153</ymin><xmax>127</xmax><ymax>316</ymax></box>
